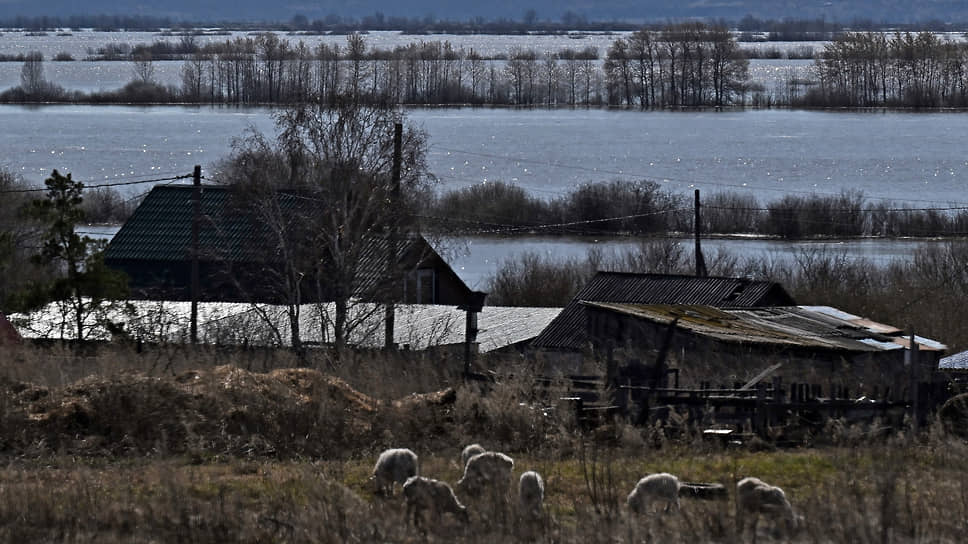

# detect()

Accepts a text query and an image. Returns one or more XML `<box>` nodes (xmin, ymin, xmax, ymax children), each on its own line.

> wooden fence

<box><xmin>541</xmin><ymin>374</ymin><xmax>951</xmax><ymax>437</ymax></box>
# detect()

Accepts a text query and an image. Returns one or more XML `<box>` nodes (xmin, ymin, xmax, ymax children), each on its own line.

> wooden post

<box><xmin>755</xmin><ymin>385</ymin><xmax>766</xmax><ymax>435</ymax></box>
<box><xmin>190</xmin><ymin>165</ymin><xmax>201</xmax><ymax>345</ymax></box>
<box><xmin>694</xmin><ymin>189</ymin><xmax>707</xmax><ymax>277</ymax></box>
<box><xmin>909</xmin><ymin>329</ymin><xmax>920</xmax><ymax>434</ymax></box>
<box><xmin>460</xmin><ymin>291</ymin><xmax>486</xmax><ymax>379</ymax></box>
<box><xmin>385</xmin><ymin>123</ymin><xmax>402</xmax><ymax>350</ymax></box>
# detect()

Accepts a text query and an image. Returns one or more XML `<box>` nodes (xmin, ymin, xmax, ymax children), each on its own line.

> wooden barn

<box><xmin>104</xmin><ymin>185</ymin><xmax>476</xmax><ymax>306</ymax></box>
<box><xmin>529</xmin><ymin>271</ymin><xmax>796</xmax><ymax>369</ymax></box>
<box><xmin>582</xmin><ymin>302</ymin><xmax>946</xmax><ymax>402</ymax></box>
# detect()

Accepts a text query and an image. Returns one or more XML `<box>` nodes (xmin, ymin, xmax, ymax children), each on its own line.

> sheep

<box><xmin>460</xmin><ymin>443</ymin><xmax>486</xmax><ymax>468</ymax></box>
<box><xmin>371</xmin><ymin>448</ymin><xmax>418</xmax><ymax>496</ymax></box>
<box><xmin>402</xmin><ymin>475</ymin><xmax>469</xmax><ymax>529</ymax></box>
<box><xmin>518</xmin><ymin>470</ymin><xmax>545</xmax><ymax>516</ymax></box>
<box><xmin>736</xmin><ymin>476</ymin><xmax>798</xmax><ymax>539</ymax></box>
<box><xmin>626</xmin><ymin>473</ymin><xmax>681</xmax><ymax>515</ymax></box>
<box><xmin>456</xmin><ymin>451</ymin><xmax>515</xmax><ymax>499</ymax></box>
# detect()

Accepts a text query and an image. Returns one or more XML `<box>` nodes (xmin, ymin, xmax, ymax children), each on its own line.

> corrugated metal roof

<box><xmin>531</xmin><ymin>272</ymin><xmax>795</xmax><ymax>351</ymax></box>
<box><xmin>940</xmin><ymin>350</ymin><xmax>968</xmax><ymax>369</ymax></box>
<box><xmin>104</xmin><ymin>185</ymin><xmax>295</xmax><ymax>263</ymax></box>
<box><xmin>104</xmin><ymin>184</ymin><xmax>470</xmax><ymax>302</ymax></box>
<box><xmin>11</xmin><ymin>300</ymin><xmax>560</xmax><ymax>353</ymax></box>
<box><xmin>581</xmin><ymin>302</ymin><xmax>946</xmax><ymax>354</ymax></box>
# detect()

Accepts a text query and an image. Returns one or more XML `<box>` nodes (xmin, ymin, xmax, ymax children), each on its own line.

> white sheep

<box><xmin>460</xmin><ymin>443</ymin><xmax>486</xmax><ymax>468</ymax></box>
<box><xmin>518</xmin><ymin>470</ymin><xmax>545</xmax><ymax>516</ymax></box>
<box><xmin>371</xmin><ymin>448</ymin><xmax>418</xmax><ymax>496</ymax></box>
<box><xmin>456</xmin><ymin>451</ymin><xmax>515</xmax><ymax>499</ymax></box>
<box><xmin>626</xmin><ymin>473</ymin><xmax>681</xmax><ymax>515</ymax></box>
<box><xmin>402</xmin><ymin>476</ymin><xmax>470</xmax><ymax>529</ymax></box>
<box><xmin>736</xmin><ymin>476</ymin><xmax>798</xmax><ymax>538</ymax></box>
<box><xmin>518</xmin><ymin>470</ymin><xmax>545</xmax><ymax>514</ymax></box>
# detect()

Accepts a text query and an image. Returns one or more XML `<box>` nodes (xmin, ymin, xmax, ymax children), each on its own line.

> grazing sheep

<box><xmin>518</xmin><ymin>470</ymin><xmax>545</xmax><ymax>516</ymax></box>
<box><xmin>626</xmin><ymin>473</ymin><xmax>681</xmax><ymax>515</ymax></box>
<box><xmin>371</xmin><ymin>448</ymin><xmax>418</xmax><ymax>496</ymax></box>
<box><xmin>736</xmin><ymin>477</ymin><xmax>797</xmax><ymax>539</ymax></box>
<box><xmin>402</xmin><ymin>476</ymin><xmax>469</xmax><ymax>529</ymax></box>
<box><xmin>460</xmin><ymin>443</ymin><xmax>486</xmax><ymax>468</ymax></box>
<box><xmin>456</xmin><ymin>451</ymin><xmax>515</xmax><ymax>499</ymax></box>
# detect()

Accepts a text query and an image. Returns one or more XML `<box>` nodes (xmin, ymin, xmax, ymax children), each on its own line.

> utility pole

<box><xmin>694</xmin><ymin>189</ymin><xmax>707</xmax><ymax>277</ymax></box>
<box><xmin>908</xmin><ymin>328</ymin><xmax>920</xmax><ymax>435</ymax></box>
<box><xmin>385</xmin><ymin>123</ymin><xmax>402</xmax><ymax>349</ymax></box>
<box><xmin>190</xmin><ymin>165</ymin><xmax>201</xmax><ymax>344</ymax></box>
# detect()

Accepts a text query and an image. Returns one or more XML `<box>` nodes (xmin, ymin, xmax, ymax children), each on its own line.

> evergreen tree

<box><xmin>26</xmin><ymin>170</ymin><xmax>128</xmax><ymax>340</ymax></box>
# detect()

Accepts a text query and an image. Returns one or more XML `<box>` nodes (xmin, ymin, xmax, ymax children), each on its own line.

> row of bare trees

<box><xmin>176</xmin><ymin>32</ymin><xmax>606</xmax><ymax>105</ymax></box>
<box><xmin>603</xmin><ymin>23</ymin><xmax>752</xmax><ymax>107</ymax></box>
<box><xmin>806</xmin><ymin>31</ymin><xmax>968</xmax><ymax>107</ymax></box>
<box><xmin>174</xmin><ymin>24</ymin><xmax>756</xmax><ymax>107</ymax></box>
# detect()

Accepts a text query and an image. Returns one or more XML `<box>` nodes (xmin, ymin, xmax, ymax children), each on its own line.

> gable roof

<box><xmin>104</xmin><ymin>184</ymin><xmax>474</xmax><ymax>303</ymax></box>
<box><xmin>530</xmin><ymin>271</ymin><xmax>796</xmax><ymax>351</ymax></box>
<box><xmin>104</xmin><ymin>184</ymin><xmax>299</xmax><ymax>263</ymax></box>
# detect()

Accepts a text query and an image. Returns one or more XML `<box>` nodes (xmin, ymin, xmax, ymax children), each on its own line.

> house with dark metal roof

<box><xmin>104</xmin><ymin>185</ymin><xmax>475</xmax><ymax>306</ymax></box>
<box><xmin>530</xmin><ymin>271</ymin><xmax>796</xmax><ymax>356</ymax></box>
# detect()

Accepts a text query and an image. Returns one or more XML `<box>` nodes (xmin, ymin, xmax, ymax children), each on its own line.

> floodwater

<box><xmin>3</xmin><ymin>106</ymin><xmax>968</xmax><ymax>208</ymax></box>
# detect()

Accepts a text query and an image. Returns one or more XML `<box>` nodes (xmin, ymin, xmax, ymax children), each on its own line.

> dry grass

<box><xmin>1</xmin><ymin>444</ymin><xmax>967</xmax><ymax>543</ymax></box>
<box><xmin>1</xmin><ymin>343</ymin><xmax>967</xmax><ymax>542</ymax></box>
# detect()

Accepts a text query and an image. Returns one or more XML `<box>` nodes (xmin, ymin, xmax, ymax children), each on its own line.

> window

<box><xmin>416</xmin><ymin>268</ymin><xmax>435</xmax><ymax>304</ymax></box>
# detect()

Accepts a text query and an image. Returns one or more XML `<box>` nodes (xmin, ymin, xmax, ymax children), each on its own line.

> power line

<box><xmin>704</xmin><ymin>205</ymin><xmax>968</xmax><ymax>213</ymax></box>
<box><xmin>423</xmin><ymin>207</ymin><xmax>692</xmax><ymax>235</ymax></box>
<box><xmin>0</xmin><ymin>173</ymin><xmax>194</xmax><ymax>194</ymax></box>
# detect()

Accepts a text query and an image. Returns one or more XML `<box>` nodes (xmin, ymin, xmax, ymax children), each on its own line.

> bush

<box><xmin>485</xmin><ymin>251</ymin><xmax>594</xmax><ymax>306</ymax></box>
<box><xmin>549</xmin><ymin>179</ymin><xmax>684</xmax><ymax>235</ymax></box>
<box><xmin>80</xmin><ymin>187</ymin><xmax>137</xmax><ymax>224</ymax></box>
<box><xmin>702</xmin><ymin>191</ymin><xmax>760</xmax><ymax>234</ymax></box>
<box><xmin>430</xmin><ymin>181</ymin><xmax>548</xmax><ymax>231</ymax></box>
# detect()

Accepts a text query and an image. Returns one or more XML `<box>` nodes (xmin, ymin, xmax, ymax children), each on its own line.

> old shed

<box><xmin>583</xmin><ymin>302</ymin><xmax>945</xmax><ymax>400</ymax></box>
<box><xmin>530</xmin><ymin>272</ymin><xmax>795</xmax><ymax>368</ymax></box>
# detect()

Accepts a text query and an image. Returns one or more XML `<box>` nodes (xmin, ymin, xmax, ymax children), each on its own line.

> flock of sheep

<box><xmin>372</xmin><ymin>445</ymin><xmax>540</xmax><ymax>529</ymax></box>
<box><xmin>371</xmin><ymin>445</ymin><xmax>800</xmax><ymax>538</ymax></box>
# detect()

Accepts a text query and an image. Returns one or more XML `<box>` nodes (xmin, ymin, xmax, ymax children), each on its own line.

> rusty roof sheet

<box><xmin>580</xmin><ymin>302</ymin><xmax>946</xmax><ymax>353</ymax></box>
<box><xmin>530</xmin><ymin>272</ymin><xmax>795</xmax><ymax>351</ymax></box>
<box><xmin>584</xmin><ymin>302</ymin><xmax>946</xmax><ymax>352</ymax></box>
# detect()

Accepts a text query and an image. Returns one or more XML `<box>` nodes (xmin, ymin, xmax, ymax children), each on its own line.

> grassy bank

<box><xmin>0</xmin><ymin>343</ymin><xmax>966</xmax><ymax>541</ymax></box>
<box><xmin>1</xmin><ymin>436</ymin><xmax>966</xmax><ymax>542</ymax></box>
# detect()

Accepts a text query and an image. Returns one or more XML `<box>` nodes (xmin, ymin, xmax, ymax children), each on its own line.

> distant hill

<box><xmin>3</xmin><ymin>0</ymin><xmax>968</xmax><ymax>25</ymax></box>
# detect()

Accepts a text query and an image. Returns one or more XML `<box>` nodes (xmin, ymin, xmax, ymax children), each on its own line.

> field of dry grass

<box><xmin>1</xmin><ymin>343</ymin><xmax>967</xmax><ymax>542</ymax></box>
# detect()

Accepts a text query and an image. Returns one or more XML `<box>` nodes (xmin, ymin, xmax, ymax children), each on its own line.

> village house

<box><xmin>81</xmin><ymin>184</ymin><xmax>565</xmax><ymax>357</ymax></box>
<box><xmin>103</xmin><ymin>185</ymin><xmax>476</xmax><ymax>307</ymax></box>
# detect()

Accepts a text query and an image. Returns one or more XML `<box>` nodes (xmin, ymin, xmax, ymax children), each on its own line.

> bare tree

<box><xmin>20</xmin><ymin>51</ymin><xmax>47</xmax><ymax>96</ymax></box>
<box><xmin>217</xmin><ymin>97</ymin><xmax>434</xmax><ymax>353</ymax></box>
<box><xmin>132</xmin><ymin>50</ymin><xmax>154</xmax><ymax>84</ymax></box>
